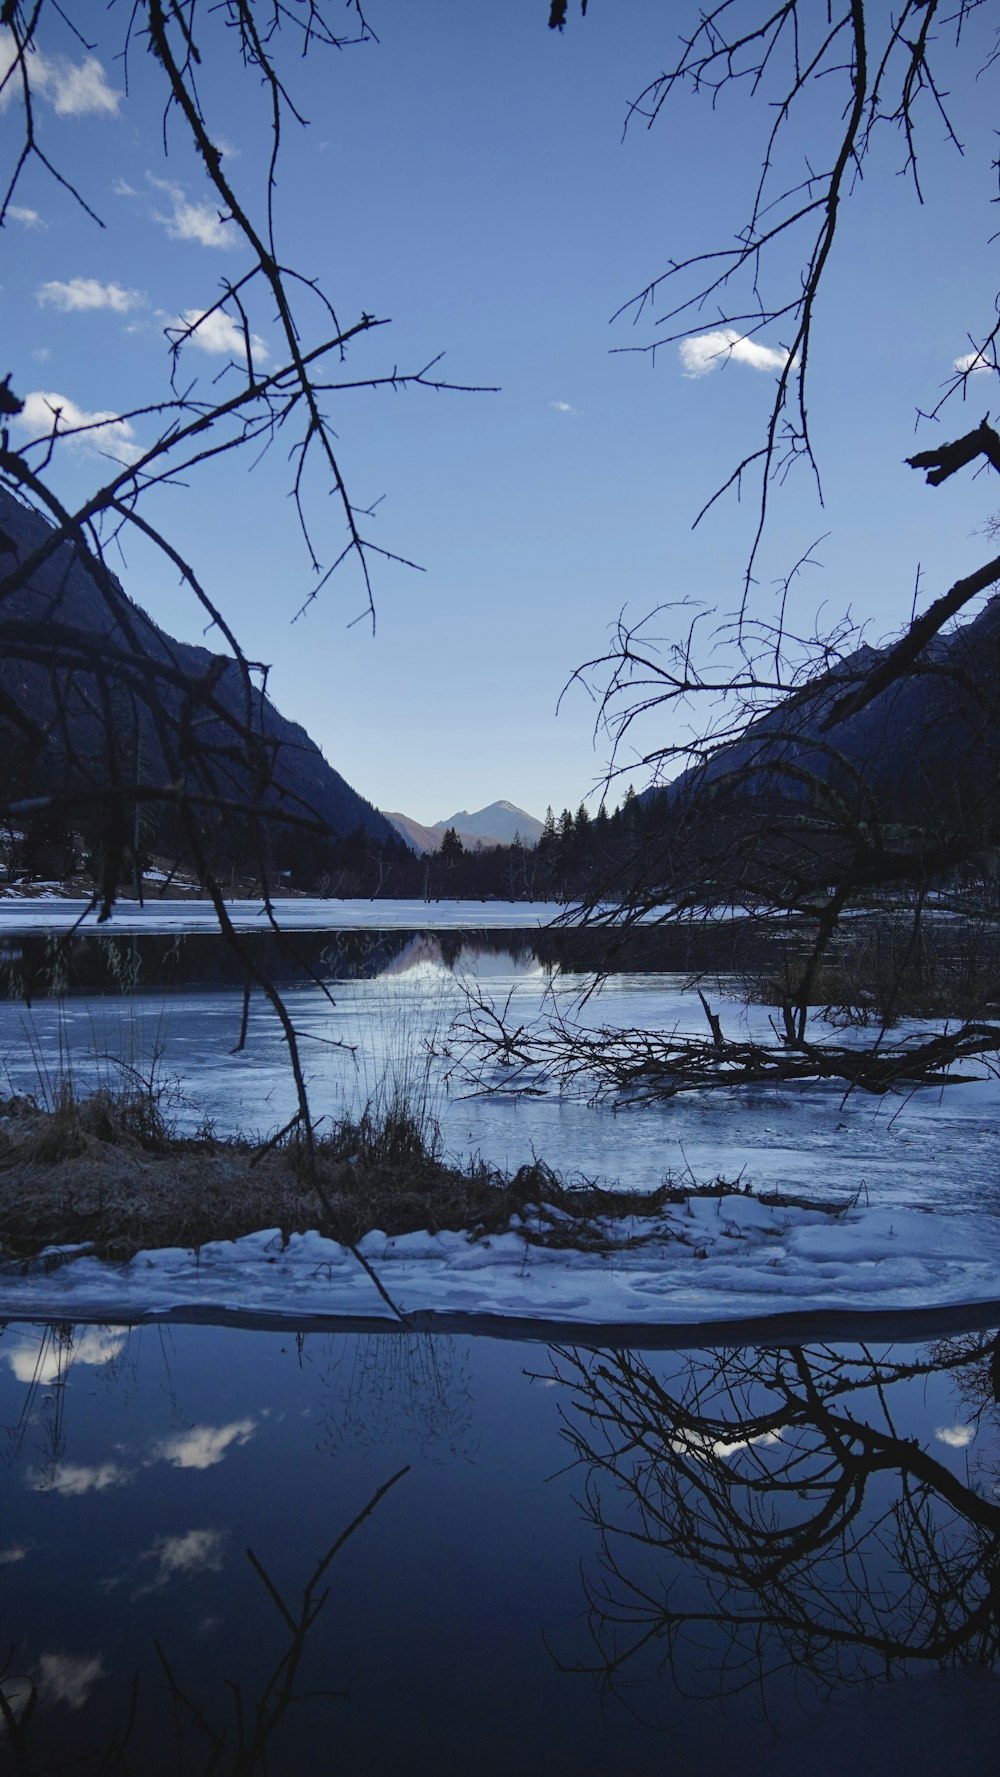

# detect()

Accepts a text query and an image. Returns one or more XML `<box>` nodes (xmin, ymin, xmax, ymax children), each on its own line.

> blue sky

<box><xmin>3</xmin><ymin>2</ymin><xmax>999</xmax><ymax>826</ymax></box>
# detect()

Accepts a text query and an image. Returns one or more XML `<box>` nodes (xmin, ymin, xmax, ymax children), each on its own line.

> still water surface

<box><xmin>2</xmin><ymin>1317</ymin><xmax>999</xmax><ymax>1773</ymax></box>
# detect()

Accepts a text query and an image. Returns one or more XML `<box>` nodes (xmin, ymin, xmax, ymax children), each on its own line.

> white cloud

<box><xmin>38</xmin><ymin>277</ymin><xmax>146</xmax><ymax>314</ymax></box>
<box><xmin>37</xmin><ymin>1653</ymin><xmax>105</xmax><ymax>1711</ymax></box>
<box><xmin>172</xmin><ymin>307</ymin><xmax>268</xmax><ymax>365</ymax></box>
<box><xmin>0</xmin><ymin>28</ymin><xmax>21</xmax><ymax>97</ymax></box>
<box><xmin>0</xmin><ymin>32</ymin><xmax>119</xmax><ymax>117</ymax></box>
<box><xmin>136</xmin><ymin>1528</ymin><xmax>226</xmax><ymax>1593</ymax></box>
<box><xmin>674</xmin><ymin>1426</ymin><xmax>783</xmax><ymax>1463</ymax></box>
<box><xmin>14</xmin><ymin>390</ymin><xmax>141</xmax><ymax>465</ymax></box>
<box><xmin>954</xmin><ymin>349</ymin><xmax>996</xmax><ymax>376</ymax></box>
<box><xmin>49</xmin><ymin>56</ymin><xmax>120</xmax><ymax>117</ymax></box>
<box><xmin>149</xmin><ymin>175</ymin><xmax>232</xmax><ymax>247</ymax></box>
<box><xmin>4</xmin><ymin>1328</ymin><xmax>125</xmax><ymax>1384</ymax></box>
<box><xmin>0</xmin><ymin>1543</ymin><xmax>29</xmax><ymax>1564</ymax></box>
<box><xmin>7</xmin><ymin>203</ymin><xmax>44</xmax><ymax>228</ymax></box>
<box><xmin>112</xmin><ymin>176</ymin><xmax>137</xmax><ymax>197</ymax></box>
<box><xmin>550</xmin><ymin>399</ymin><xmax>579</xmax><ymax>414</ymax></box>
<box><xmin>154</xmin><ymin>1418</ymin><xmax>256</xmax><ymax>1470</ymax></box>
<box><xmin>680</xmin><ymin>327</ymin><xmax>794</xmax><ymax>379</ymax></box>
<box><xmin>935</xmin><ymin>1423</ymin><xmax>975</xmax><ymax>1448</ymax></box>
<box><xmin>36</xmin><ymin>1461</ymin><xmax>130</xmax><ymax>1497</ymax></box>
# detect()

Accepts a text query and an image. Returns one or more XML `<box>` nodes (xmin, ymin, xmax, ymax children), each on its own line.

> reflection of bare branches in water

<box><xmin>0</xmin><ymin>1468</ymin><xmax>409</xmax><ymax>1776</ymax></box>
<box><xmin>0</xmin><ymin>1323</ymin><xmax>132</xmax><ymax>1480</ymax></box>
<box><xmin>548</xmin><ymin>1336</ymin><xmax>1000</xmax><ymax>1724</ymax></box>
<box><xmin>311</xmin><ymin>1332</ymin><xmax>477</xmax><ymax>1462</ymax></box>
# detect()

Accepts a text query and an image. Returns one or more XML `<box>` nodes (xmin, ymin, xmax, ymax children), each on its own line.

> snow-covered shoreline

<box><xmin>5</xmin><ymin>1190</ymin><xmax>1000</xmax><ymax>1338</ymax></box>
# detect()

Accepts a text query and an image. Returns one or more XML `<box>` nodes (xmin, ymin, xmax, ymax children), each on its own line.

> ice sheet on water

<box><xmin>0</xmin><ymin>895</ymin><xmax>569</xmax><ymax>934</ymax></box>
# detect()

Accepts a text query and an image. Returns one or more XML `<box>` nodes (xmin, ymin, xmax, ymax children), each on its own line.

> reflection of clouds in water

<box><xmin>936</xmin><ymin>1424</ymin><xmax>975</xmax><ymax>1449</ymax></box>
<box><xmin>36</xmin><ymin>1651</ymin><xmax>105</xmax><ymax>1710</ymax></box>
<box><xmin>0</xmin><ymin>1673</ymin><xmax>34</xmax><ymax>1721</ymax></box>
<box><xmin>0</xmin><ymin>1542</ymin><xmax>30</xmax><ymax>1563</ymax></box>
<box><xmin>154</xmin><ymin>1418</ymin><xmax>255</xmax><ymax>1470</ymax></box>
<box><xmin>132</xmin><ymin>1527</ymin><xmax>227</xmax><ymax>1596</ymax></box>
<box><xmin>25</xmin><ymin>1420</ymin><xmax>256</xmax><ymax>1501</ymax></box>
<box><xmin>670</xmin><ymin>1427</ymin><xmax>783</xmax><ymax>1463</ymax></box>
<box><xmin>34</xmin><ymin>1461</ymin><xmax>130</xmax><ymax>1496</ymax></box>
<box><xmin>3</xmin><ymin>1327</ymin><xmax>127</xmax><ymax>1385</ymax></box>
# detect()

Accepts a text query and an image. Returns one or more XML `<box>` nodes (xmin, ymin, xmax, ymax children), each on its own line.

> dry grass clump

<box><xmin>0</xmin><ymin>1088</ymin><xmax>706</xmax><ymax>1265</ymax></box>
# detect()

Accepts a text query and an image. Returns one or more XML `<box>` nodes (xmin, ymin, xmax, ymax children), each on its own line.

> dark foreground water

<box><xmin>2</xmin><ymin>1319</ymin><xmax>999</xmax><ymax>1775</ymax></box>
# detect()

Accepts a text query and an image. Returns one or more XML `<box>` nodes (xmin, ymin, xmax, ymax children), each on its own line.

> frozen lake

<box><xmin>0</xmin><ymin>904</ymin><xmax>996</xmax><ymax>1224</ymax></box>
<box><xmin>2</xmin><ymin>897</ymin><xmax>1000</xmax><ymax>1330</ymax></box>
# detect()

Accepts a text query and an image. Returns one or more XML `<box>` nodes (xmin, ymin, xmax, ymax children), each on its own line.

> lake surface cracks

<box><xmin>2</xmin><ymin>1316</ymin><xmax>1000</xmax><ymax>1776</ymax></box>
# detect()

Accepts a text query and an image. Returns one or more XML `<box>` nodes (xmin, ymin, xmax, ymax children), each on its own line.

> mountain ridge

<box><xmin>385</xmin><ymin>799</ymin><xmax>544</xmax><ymax>855</ymax></box>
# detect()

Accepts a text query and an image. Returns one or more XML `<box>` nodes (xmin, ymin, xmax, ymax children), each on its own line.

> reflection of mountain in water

<box><xmin>377</xmin><ymin>932</ymin><xmax>544</xmax><ymax>980</ymax></box>
<box><xmin>0</xmin><ymin>917</ymin><xmax>799</xmax><ymax>999</ymax></box>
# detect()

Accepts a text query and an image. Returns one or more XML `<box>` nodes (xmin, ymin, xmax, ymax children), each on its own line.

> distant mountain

<box><xmin>0</xmin><ymin>486</ymin><xmax>397</xmax><ymax>876</ymax></box>
<box><xmin>434</xmin><ymin>801</ymin><xmax>544</xmax><ymax>845</ymax></box>
<box><xmin>385</xmin><ymin>800</ymin><xmax>544</xmax><ymax>855</ymax></box>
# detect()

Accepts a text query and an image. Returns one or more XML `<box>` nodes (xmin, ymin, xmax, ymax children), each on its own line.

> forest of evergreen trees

<box><xmin>277</xmin><ymin>794</ymin><xmax>648</xmax><ymax>902</ymax></box>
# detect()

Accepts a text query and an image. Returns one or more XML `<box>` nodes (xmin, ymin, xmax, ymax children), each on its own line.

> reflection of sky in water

<box><xmin>3</xmin><ymin>1327</ymin><xmax>126</xmax><ymax>1386</ymax></box>
<box><xmin>154</xmin><ymin>1420</ymin><xmax>256</xmax><ymax>1470</ymax></box>
<box><xmin>35</xmin><ymin>1652</ymin><xmax>105</xmax><ymax>1711</ymax></box>
<box><xmin>0</xmin><ymin>1320</ymin><xmax>997</xmax><ymax>1771</ymax></box>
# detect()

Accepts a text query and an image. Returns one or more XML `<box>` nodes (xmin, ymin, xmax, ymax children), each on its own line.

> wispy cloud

<box><xmin>37</xmin><ymin>1653</ymin><xmax>105</xmax><ymax>1711</ymax></box>
<box><xmin>154</xmin><ymin>1419</ymin><xmax>256</xmax><ymax>1470</ymax></box>
<box><xmin>0</xmin><ymin>31</ymin><xmax>120</xmax><ymax>117</ymax></box>
<box><xmin>172</xmin><ymin>307</ymin><xmax>268</xmax><ymax>365</ymax></box>
<box><xmin>132</xmin><ymin>1528</ymin><xmax>226</xmax><ymax>1596</ymax></box>
<box><xmin>0</xmin><ymin>1543</ymin><xmax>30</xmax><ymax>1565</ymax></box>
<box><xmin>7</xmin><ymin>203</ymin><xmax>44</xmax><ymax>228</ymax></box>
<box><xmin>112</xmin><ymin>175</ymin><xmax>138</xmax><ymax>198</ymax></box>
<box><xmin>38</xmin><ymin>276</ymin><xmax>146</xmax><ymax>314</ymax></box>
<box><xmin>954</xmin><ymin>349</ymin><xmax>996</xmax><ymax>376</ymax></box>
<box><xmin>14</xmin><ymin>390</ymin><xmax>141</xmax><ymax>465</ymax></box>
<box><xmin>149</xmin><ymin>174</ymin><xmax>232</xmax><ymax>247</ymax></box>
<box><xmin>35</xmin><ymin>1461</ymin><xmax>130</xmax><ymax>1497</ymax></box>
<box><xmin>680</xmin><ymin>328</ymin><xmax>794</xmax><ymax>379</ymax></box>
<box><xmin>550</xmin><ymin>399</ymin><xmax>579</xmax><ymax>415</ymax></box>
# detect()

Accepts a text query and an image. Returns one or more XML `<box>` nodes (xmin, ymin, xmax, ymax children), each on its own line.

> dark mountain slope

<box><xmin>0</xmin><ymin>486</ymin><xmax>396</xmax><ymax>888</ymax></box>
<box><xmin>639</xmin><ymin>594</ymin><xmax>1000</xmax><ymax>900</ymax></box>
